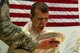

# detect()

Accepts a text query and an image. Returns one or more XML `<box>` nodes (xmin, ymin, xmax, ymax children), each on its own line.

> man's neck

<box><xmin>31</xmin><ymin>27</ymin><xmax>42</xmax><ymax>35</ymax></box>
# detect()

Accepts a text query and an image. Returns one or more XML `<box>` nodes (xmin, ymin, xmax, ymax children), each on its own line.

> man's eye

<box><xmin>38</xmin><ymin>18</ymin><xmax>42</xmax><ymax>21</ymax></box>
<box><xmin>37</xmin><ymin>18</ymin><xmax>42</xmax><ymax>21</ymax></box>
<box><xmin>45</xmin><ymin>18</ymin><xmax>48</xmax><ymax>20</ymax></box>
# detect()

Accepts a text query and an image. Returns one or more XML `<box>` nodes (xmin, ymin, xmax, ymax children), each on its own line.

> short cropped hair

<box><xmin>31</xmin><ymin>2</ymin><xmax>48</xmax><ymax>18</ymax></box>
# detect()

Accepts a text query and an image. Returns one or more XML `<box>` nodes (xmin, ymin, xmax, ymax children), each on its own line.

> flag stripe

<box><xmin>47</xmin><ymin>22</ymin><xmax>79</xmax><ymax>26</ymax></box>
<box><xmin>33</xmin><ymin>0</ymin><xmax>78</xmax><ymax>4</ymax></box>
<box><xmin>10</xmin><ymin>9</ymin><xmax>78</xmax><ymax>15</ymax></box>
<box><xmin>10</xmin><ymin>13</ymin><xmax>79</xmax><ymax>19</ymax></box>
<box><xmin>12</xmin><ymin>22</ymin><xmax>79</xmax><ymax>26</ymax></box>
<box><xmin>49</xmin><ymin>7</ymin><xmax>78</xmax><ymax>11</ymax></box>
<box><xmin>10</xmin><ymin>4</ymin><xmax>78</xmax><ymax>11</ymax></box>
<box><xmin>9</xmin><ymin>1</ymin><xmax>78</xmax><ymax>8</ymax></box>
<box><xmin>11</xmin><ymin>18</ymin><xmax>79</xmax><ymax>22</ymax></box>
<box><xmin>9</xmin><ymin>0</ymin><xmax>79</xmax><ymax>27</ymax></box>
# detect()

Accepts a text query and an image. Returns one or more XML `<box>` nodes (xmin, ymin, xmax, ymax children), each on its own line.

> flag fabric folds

<box><xmin>9</xmin><ymin>0</ymin><xmax>79</xmax><ymax>27</ymax></box>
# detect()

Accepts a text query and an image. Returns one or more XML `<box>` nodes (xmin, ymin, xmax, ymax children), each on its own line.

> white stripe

<box><xmin>10</xmin><ymin>9</ymin><xmax>79</xmax><ymax>15</ymax></box>
<box><xmin>49</xmin><ymin>11</ymin><xmax>79</xmax><ymax>15</ymax></box>
<box><xmin>48</xmin><ymin>19</ymin><xmax>79</xmax><ymax>22</ymax></box>
<box><xmin>9</xmin><ymin>0</ymin><xmax>35</xmax><ymax>5</ymax></box>
<box><xmin>11</xmin><ymin>18</ymin><xmax>79</xmax><ymax>22</ymax></box>
<box><xmin>11</xmin><ymin>17</ymin><xmax>30</xmax><ymax>22</ymax></box>
<box><xmin>9</xmin><ymin>0</ymin><xmax>78</xmax><ymax>8</ymax></box>
<box><xmin>10</xmin><ymin>9</ymin><xmax>31</xmax><ymax>14</ymax></box>
<box><xmin>46</xmin><ymin>2</ymin><xmax>78</xmax><ymax>8</ymax></box>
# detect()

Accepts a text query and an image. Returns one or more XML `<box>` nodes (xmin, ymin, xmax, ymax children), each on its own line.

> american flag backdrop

<box><xmin>9</xmin><ymin>0</ymin><xmax>79</xmax><ymax>27</ymax></box>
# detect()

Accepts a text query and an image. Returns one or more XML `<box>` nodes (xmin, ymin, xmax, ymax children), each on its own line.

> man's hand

<box><xmin>38</xmin><ymin>37</ymin><xmax>62</xmax><ymax>49</ymax></box>
<box><xmin>49</xmin><ymin>37</ymin><xmax>63</xmax><ymax>45</ymax></box>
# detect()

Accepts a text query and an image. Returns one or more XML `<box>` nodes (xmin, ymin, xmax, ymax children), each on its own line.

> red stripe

<box><xmin>10</xmin><ymin>13</ymin><xmax>79</xmax><ymax>19</ymax></box>
<box><xmin>10</xmin><ymin>13</ymin><xmax>30</xmax><ymax>18</ymax></box>
<box><xmin>12</xmin><ymin>22</ymin><xmax>79</xmax><ymax>27</ymax></box>
<box><xmin>10</xmin><ymin>4</ymin><xmax>31</xmax><ymax>9</ymax></box>
<box><xmin>49</xmin><ymin>7</ymin><xmax>78</xmax><ymax>11</ymax></box>
<box><xmin>49</xmin><ymin>15</ymin><xmax>79</xmax><ymax>19</ymax></box>
<box><xmin>47</xmin><ymin>22</ymin><xmax>79</xmax><ymax>27</ymax></box>
<box><xmin>33</xmin><ymin>0</ymin><xmax>78</xmax><ymax>4</ymax></box>
<box><xmin>10</xmin><ymin>4</ymin><xmax>78</xmax><ymax>11</ymax></box>
<box><xmin>12</xmin><ymin>22</ymin><xmax>27</xmax><ymax>26</ymax></box>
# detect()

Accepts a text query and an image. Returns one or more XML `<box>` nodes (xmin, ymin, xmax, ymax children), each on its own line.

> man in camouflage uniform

<box><xmin>0</xmin><ymin>0</ymin><xmax>59</xmax><ymax>53</ymax></box>
<box><xmin>0</xmin><ymin>0</ymin><xmax>38</xmax><ymax>53</ymax></box>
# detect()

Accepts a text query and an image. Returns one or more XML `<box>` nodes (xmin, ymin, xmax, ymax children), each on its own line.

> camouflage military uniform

<box><xmin>0</xmin><ymin>0</ymin><xmax>38</xmax><ymax>53</ymax></box>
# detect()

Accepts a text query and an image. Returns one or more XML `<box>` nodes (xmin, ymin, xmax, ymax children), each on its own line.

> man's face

<box><xmin>31</xmin><ymin>8</ymin><xmax>49</xmax><ymax>31</ymax></box>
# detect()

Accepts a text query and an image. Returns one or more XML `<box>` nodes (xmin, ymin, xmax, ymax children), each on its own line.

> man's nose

<box><xmin>41</xmin><ymin>18</ymin><xmax>48</xmax><ymax>22</ymax></box>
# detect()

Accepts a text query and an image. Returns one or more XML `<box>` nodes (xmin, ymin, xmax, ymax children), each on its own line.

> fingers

<box><xmin>38</xmin><ymin>37</ymin><xmax>62</xmax><ymax>49</ymax></box>
<box><xmin>49</xmin><ymin>41</ymin><xmax>60</xmax><ymax>45</ymax></box>
<box><xmin>48</xmin><ymin>37</ymin><xmax>62</xmax><ymax>48</ymax></box>
<box><xmin>52</xmin><ymin>37</ymin><xmax>62</xmax><ymax>44</ymax></box>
